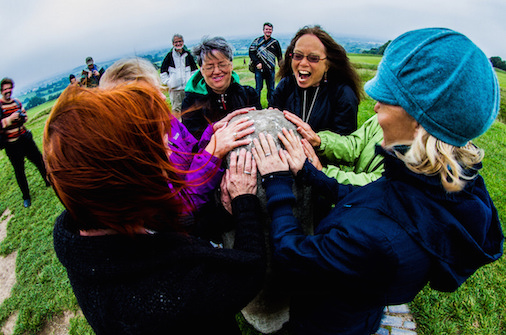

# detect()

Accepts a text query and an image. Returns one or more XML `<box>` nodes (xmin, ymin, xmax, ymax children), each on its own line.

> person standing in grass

<box><xmin>253</xmin><ymin>28</ymin><xmax>503</xmax><ymax>335</ymax></box>
<box><xmin>1</xmin><ymin>77</ymin><xmax>48</xmax><ymax>208</ymax></box>
<box><xmin>160</xmin><ymin>34</ymin><xmax>198</xmax><ymax>121</ymax></box>
<box><xmin>249</xmin><ymin>22</ymin><xmax>283</xmax><ymax>106</ymax></box>
<box><xmin>46</xmin><ymin>84</ymin><xmax>266</xmax><ymax>334</ymax></box>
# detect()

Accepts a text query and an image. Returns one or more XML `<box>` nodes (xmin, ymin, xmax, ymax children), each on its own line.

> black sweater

<box><xmin>53</xmin><ymin>195</ymin><xmax>266</xmax><ymax>334</ymax></box>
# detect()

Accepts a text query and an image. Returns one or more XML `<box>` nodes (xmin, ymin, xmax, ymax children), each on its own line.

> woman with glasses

<box><xmin>182</xmin><ymin>36</ymin><xmax>262</xmax><ymax>139</ymax></box>
<box><xmin>271</xmin><ymin>25</ymin><xmax>362</xmax><ymax>135</ymax></box>
<box><xmin>255</xmin><ymin>28</ymin><xmax>503</xmax><ymax>335</ymax></box>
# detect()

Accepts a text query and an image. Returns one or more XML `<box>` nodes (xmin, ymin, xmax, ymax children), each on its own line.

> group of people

<box><xmin>2</xmin><ymin>22</ymin><xmax>503</xmax><ymax>335</ymax></box>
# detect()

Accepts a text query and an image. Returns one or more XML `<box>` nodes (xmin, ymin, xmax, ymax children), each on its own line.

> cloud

<box><xmin>1</xmin><ymin>0</ymin><xmax>505</xmax><ymax>93</ymax></box>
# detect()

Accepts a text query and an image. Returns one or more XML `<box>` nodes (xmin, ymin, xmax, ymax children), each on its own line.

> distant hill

<box><xmin>18</xmin><ymin>35</ymin><xmax>384</xmax><ymax>106</ymax></box>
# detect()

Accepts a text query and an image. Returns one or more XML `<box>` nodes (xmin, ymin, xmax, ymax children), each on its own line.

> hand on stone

<box><xmin>252</xmin><ymin>132</ymin><xmax>289</xmax><ymax>176</ymax></box>
<box><xmin>207</xmin><ymin>117</ymin><xmax>255</xmax><ymax>159</ymax></box>
<box><xmin>220</xmin><ymin>173</ymin><xmax>232</xmax><ymax>214</ymax></box>
<box><xmin>226</xmin><ymin>149</ymin><xmax>258</xmax><ymax>199</ymax></box>
<box><xmin>302</xmin><ymin>139</ymin><xmax>323</xmax><ymax>170</ymax></box>
<box><xmin>278</xmin><ymin>128</ymin><xmax>307</xmax><ymax>175</ymax></box>
<box><xmin>213</xmin><ymin>107</ymin><xmax>254</xmax><ymax>132</ymax></box>
<box><xmin>283</xmin><ymin>110</ymin><xmax>321</xmax><ymax>148</ymax></box>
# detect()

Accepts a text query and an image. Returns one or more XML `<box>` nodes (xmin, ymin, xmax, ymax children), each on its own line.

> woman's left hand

<box><xmin>226</xmin><ymin>148</ymin><xmax>258</xmax><ymax>199</ymax></box>
<box><xmin>252</xmin><ymin>133</ymin><xmax>289</xmax><ymax>176</ymax></box>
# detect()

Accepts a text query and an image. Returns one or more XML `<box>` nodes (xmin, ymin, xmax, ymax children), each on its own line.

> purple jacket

<box><xmin>168</xmin><ymin>118</ymin><xmax>223</xmax><ymax>211</ymax></box>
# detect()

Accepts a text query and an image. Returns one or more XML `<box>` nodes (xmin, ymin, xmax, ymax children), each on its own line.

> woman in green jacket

<box><xmin>284</xmin><ymin>111</ymin><xmax>384</xmax><ymax>186</ymax></box>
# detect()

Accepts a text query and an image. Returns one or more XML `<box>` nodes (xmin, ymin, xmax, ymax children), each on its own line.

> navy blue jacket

<box><xmin>263</xmin><ymin>148</ymin><xmax>503</xmax><ymax>335</ymax></box>
<box><xmin>270</xmin><ymin>75</ymin><xmax>358</xmax><ymax>135</ymax></box>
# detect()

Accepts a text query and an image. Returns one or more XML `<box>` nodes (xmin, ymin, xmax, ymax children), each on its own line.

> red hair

<box><xmin>44</xmin><ymin>84</ymin><xmax>190</xmax><ymax>234</ymax></box>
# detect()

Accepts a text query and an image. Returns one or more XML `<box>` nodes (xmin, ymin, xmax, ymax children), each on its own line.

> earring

<box><xmin>324</xmin><ymin>71</ymin><xmax>328</xmax><ymax>83</ymax></box>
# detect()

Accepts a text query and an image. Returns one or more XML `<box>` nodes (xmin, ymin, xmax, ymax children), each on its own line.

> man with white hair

<box><xmin>160</xmin><ymin>34</ymin><xmax>198</xmax><ymax>120</ymax></box>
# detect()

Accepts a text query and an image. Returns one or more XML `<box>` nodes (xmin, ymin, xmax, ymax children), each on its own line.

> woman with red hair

<box><xmin>45</xmin><ymin>83</ymin><xmax>266</xmax><ymax>334</ymax></box>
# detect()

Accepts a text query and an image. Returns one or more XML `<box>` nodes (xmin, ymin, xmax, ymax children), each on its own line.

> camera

<box><xmin>18</xmin><ymin>110</ymin><xmax>26</xmax><ymax>118</ymax></box>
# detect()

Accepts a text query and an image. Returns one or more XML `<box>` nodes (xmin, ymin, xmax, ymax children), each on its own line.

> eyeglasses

<box><xmin>290</xmin><ymin>53</ymin><xmax>326</xmax><ymax>63</ymax></box>
<box><xmin>202</xmin><ymin>61</ymin><xmax>231</xmax><ymax>73</ymax></box>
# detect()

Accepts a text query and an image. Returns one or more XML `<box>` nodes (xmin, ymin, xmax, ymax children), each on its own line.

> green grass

<box><xmin>0</xmin><ymin>55</ymin><xmax>505</xmax><ymax>335</ymax></box>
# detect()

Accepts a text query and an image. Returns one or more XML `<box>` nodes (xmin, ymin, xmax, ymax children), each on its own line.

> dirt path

<box><xmin>0</xmin><ymin>208</ymin><xmax>76</xmax><ymax>335</ymax></box>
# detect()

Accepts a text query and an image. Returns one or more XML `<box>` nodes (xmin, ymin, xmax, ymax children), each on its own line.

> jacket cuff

<box><xmin>262</xmin><ymin>172</ymin><xmax>296</xmax><ymax>217</ymax></box>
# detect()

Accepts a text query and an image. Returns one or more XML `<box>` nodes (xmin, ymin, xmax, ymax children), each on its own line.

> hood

<box><xmin>185</xmin><ymin>71</ymin><xmax>241</xmax><ymax>96</ymax></box>
<box><xmin>379</xmin><ymin>147</ymin><xmax>504</xmax><ymax>292</ymax></box>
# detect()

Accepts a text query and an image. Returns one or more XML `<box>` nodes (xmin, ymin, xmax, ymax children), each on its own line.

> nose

<box><xmin>374</xmin><ymin>102</ymin><xmax>380</xmax><ymax>113</ymax></box>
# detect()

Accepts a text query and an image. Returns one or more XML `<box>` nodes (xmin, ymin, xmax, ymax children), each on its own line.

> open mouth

<box><xmin>212</xmin><ymin>75</ymin><xmax>225</xmax><ymax>82</ymax></box>
<box><xmin>299</xmin><ymin>70</ymin><xmax>311</xmax><ymax>79</ymax></box>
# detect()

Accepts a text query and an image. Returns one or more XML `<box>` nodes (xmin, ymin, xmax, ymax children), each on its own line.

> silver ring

<box><xmin>265</xmin><ymin>152</ymin><xmax>271</xmax><ymax>157</ymax></box>
<box><xmin>309</xmin><ymin>158</ymin><xmax>314</xmax><ymax>163</ymax></box>
<box><xmin>244</xmin><ymin>171</ymin><xmax>251</xmax><ymax>175</ymax></box>
<box><xmin>233</xmin><ymin>132</ymin><xmax>237</xmax><ymax>139</ymax></box>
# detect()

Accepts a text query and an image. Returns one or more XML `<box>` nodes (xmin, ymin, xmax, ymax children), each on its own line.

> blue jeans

<box><xmin>255</xmin><ymin>68</ymin><xmax>275</xmax><ymax>105</ymax></box>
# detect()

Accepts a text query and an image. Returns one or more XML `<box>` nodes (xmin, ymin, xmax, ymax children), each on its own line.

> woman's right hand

<box><xmin>226</xmin><ymin>148</ymin><xmax>258</xmax><ymax>200</ymax></box>
<box><xmin>206</xmin><ymin>117</ymin><xmax>255</xmax><ymax>159</ymax></box>
<box><xmin>283</xmin><ymin>110</ymin><xmax>321</xmax><ymax>147</ymax></box>
<box><xmin>252</xmin><ymin>133</ymin><xmax>289</xmax><ymax>176</ymax></box>
<box><xmin>213</xmin><ymin>107</ymin><xmax>254</xmax><ymax>132</ymax></box>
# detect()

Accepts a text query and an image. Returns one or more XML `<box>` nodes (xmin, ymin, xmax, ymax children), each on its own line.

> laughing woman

<box><xmin>255</xmin><ymin>28</ymin><xmax>503</xmax><ymax>335</ymax></box>
<box><xmin>182</xmin><ymin>36</ymin><xmax>262</xmax><ymax>139</ymax></box>
<box><xmin>270</xmin><ymin>25</ymin><xmax>362</xmax><ymax>135</ymax></box>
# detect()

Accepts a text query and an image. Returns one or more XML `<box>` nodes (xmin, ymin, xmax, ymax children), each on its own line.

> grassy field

<box><xmin>0</xmin><ymin>54</ymin><xmax>505</xmax><ymax>334</ymax></box>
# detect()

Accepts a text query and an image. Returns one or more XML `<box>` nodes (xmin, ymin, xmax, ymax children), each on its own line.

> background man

<box><xmin>249</xmin><ymin>22</ymin><xmax>283</xmax><ymax>105</ymax></box>
<box><xmin>160</xmin><ymin>34</ymin><xmax>198</xmax><ymax>120</ymax></box>
<box><xmin>81</xmin><ymin>57</ymin><xmax>104</xmax><ymax>88</ymax></box>
<box><xmin>0</xmin><ymin>78</ymin><xmax>48</xmax><ymax>208</ymax></box>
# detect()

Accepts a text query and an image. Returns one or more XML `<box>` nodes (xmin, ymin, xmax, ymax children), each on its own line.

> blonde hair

<box><xmin>393</xmin><ymin>127</ymin><xmax>484</xmax><ymax>192</ymax></box>
<box><xmin>100</xmin><ymin>58</ymin><xmax>162</xmax><ymax>90</ymax></box>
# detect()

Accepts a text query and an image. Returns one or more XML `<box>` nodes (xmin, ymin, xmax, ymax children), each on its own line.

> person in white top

<box><xmin>160</xmin><ymin>34</ymin><xmax>198</xmax><ymax>120</ymax></box>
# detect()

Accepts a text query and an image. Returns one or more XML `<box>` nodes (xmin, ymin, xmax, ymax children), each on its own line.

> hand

<box><xmin>206</xmin><ymin>117</ymin><xmax>255</xmax><ymax>159</ymax></box>
<box><xmin>277</xmin><ymin>128</ymin><xmax>307</xmax><ymax>175</ymax></box>
<box><xmin>256</xmin><ymin>63</ymin><xmax>262</xmax><ymax>70</ymax></box>
<box><xmin>93</xmin><ymin>70</ymin><xmax>100</xmax><ymax>76</ymax></box>
<box><xmin>252</xmin><ymin>132</ymin><xmax>289</xmax><ymax>176</ymax></box>
<box><xmin>302</xmin><ymin>139</ymin><xmax>323</xmax><ymax>170</ymax></box>
<box><xmin>226</xmin><ymin>149</ymin><xmax>258</xmax><ymax>199</ymax></box>
<box><xmin>220</xmin><ymin>174</ymin><xmax>232</xmax><ymax>215</ymax></box>
<box><xmin>283</xmin><ymin>110</ymin><xmax>321</xmax><ymax>147</ymax></box>
<box><xmin>213</xmin><ymin>107</ymin><xmax>254</xmax><ymax>132</ymax></box>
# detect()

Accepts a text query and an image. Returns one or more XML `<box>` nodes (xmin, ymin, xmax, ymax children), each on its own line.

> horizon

<box><xmin>2</xmin><ymin>0</ymin><xmax>505</xmax><ymax>97</ymax></box>
<box><xmin>13</xmin><ymin>33</ymin><xmax>385</xmax><ymax>96</ymax></box>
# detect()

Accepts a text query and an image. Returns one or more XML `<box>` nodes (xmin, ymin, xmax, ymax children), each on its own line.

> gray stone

<box><xmin>224</xmin><ymin>109</ymin><xmax>314</xmax><ymax>334</ymax></box>
<box><xmin>388</xmin><ymin>304</ymin><xmax>410</xmax><ymax>314</ymax></box>
<box><xmin>391</xmin><ymin>329</ymin><xmax>417</xmax><ymax>335</ymax></box>
<box><xmin>375</xmin><ymin>327</ymin><xmax>390</xmax><ymax>335</ymax></box>
<box><xmin>403</xmin><ymin>321</ymin><xmax>417</xmax><ymax>330</ymax></box>
<box><xmin>380</xmin><ymin>315</ymin><xmax>403</xmax><ymax>328</ymax></box>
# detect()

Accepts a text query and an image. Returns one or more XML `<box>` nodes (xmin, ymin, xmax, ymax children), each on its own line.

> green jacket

<box><xmin>317</xmin><ymin>115</ymin><xmax>384</xmax><ymax>186</ymax></box>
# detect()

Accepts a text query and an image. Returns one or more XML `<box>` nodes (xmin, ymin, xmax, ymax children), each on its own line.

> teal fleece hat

<box><xmin>365</xmin><ymin>28</ymin><xmax>500</xmax><ymax>147</ymax></box>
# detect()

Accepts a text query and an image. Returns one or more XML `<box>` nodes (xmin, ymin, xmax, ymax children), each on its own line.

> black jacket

<box><xmin>182</xmin><ymin>72</ymin><xmax>261</xmax><ymax>139</ymax></box>
<box><xmin>53</xmin><ymin>195</ymin><xmax>266</xmax><ymax>335</ymax></box>
<box><xmin>271</xmin><ymin>76</ymin><xmax>358</xmax><ymax>135</ymax></box>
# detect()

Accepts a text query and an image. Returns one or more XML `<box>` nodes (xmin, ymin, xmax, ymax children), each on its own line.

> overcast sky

<box><xmin>2</xmin><ymin>0</ymin><xmax>505</xmax><ymax>93</ymax></box>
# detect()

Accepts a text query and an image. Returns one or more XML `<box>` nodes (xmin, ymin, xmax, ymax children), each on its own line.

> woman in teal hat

<box><xmin>253</xmin><ymin>28</ymin><xmax>503</xmax><ymax>335</ymax></box>
<box><xmin>182</xmin><ymin>36</ymin><xmax>262</xmax><ymax>139</ymax></box>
